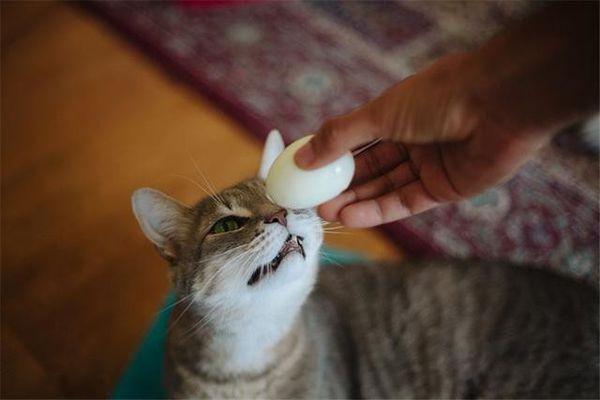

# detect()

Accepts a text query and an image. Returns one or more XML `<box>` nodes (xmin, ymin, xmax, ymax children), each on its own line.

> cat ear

<box><xmin>258</xmin><ymin>129</ymin><xmax>285</xmax><ymax>180</ymax></box>
<box><xmin>131</xmin><ymin>188</ymin><xmax>191</xmax><ymax>262</ymax></box>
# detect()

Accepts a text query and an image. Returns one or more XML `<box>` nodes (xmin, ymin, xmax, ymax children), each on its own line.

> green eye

<box><xmin>210</xmin><ymin>216</ymin><xmax>245</xmax><ymax>234</ymax></box>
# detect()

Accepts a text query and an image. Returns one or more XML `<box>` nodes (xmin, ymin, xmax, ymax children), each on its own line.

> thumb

<box><xmin>295</xmin><ymin>103</ymin><xmax>382</xmax><ymax>169</ymax></box>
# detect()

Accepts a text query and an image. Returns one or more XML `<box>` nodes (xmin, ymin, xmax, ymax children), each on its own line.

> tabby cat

<box><xmin>132</xmin><ymin>130</ymin><xmax>598</xmax><ymax>399</ymax></box>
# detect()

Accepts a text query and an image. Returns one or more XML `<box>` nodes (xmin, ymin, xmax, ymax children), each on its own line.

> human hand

<box><xmin>295</xmin><ymin>53</ymin><xmax>549</xmax><ymax>227</ymax></box>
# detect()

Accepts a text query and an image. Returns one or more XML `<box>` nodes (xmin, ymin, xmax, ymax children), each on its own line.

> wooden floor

<box><xmin>1</xmin><ymin>2</ymin><xmax>400</xmax><ymax>397</ymax></box>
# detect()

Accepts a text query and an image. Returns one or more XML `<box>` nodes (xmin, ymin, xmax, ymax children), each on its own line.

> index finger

<box><xmin>295</xmin><ymin>103</ymin><xmax>381</xmax><ymax>169</ymax></box>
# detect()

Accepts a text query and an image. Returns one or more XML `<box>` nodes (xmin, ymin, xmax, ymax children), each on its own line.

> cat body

<box><xmin>163</xmin><ymin>259</ymin><xmax>598</xmax><ymax>399</ymax></box>
<box><xmin>316</xmin><ymin>261</ymin><xmax>598</xmax><ymax>398</ymax></box>
<box><xmin>132</xmin><ymin>130</ymin><xmax>598</xmax><ymax>399</ymax></box>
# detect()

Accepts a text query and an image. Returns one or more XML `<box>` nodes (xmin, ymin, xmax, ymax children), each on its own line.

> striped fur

<box><xmin>315</xmin><ymin>261</ymin><xmax>599</xmax><ymax>399</ymax></box>
<box><xmin>163</xmin><ymin>254</ymin><xmax>598</xmax><ymax>398</ymax></box>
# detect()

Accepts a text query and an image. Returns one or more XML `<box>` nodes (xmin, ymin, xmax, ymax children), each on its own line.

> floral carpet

<box><xmin>91</xmin><ymin>1</ymin><xmax>599</xmax><ymax>283</ymax></box>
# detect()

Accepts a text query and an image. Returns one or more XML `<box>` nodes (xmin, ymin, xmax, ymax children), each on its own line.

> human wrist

<box><xmin>455</xmin><ymin>50</ymin><xmax>551</xmax><ymax>171</ymax></box>
<box><xmin>465</xmin><ymin>3</ymin><xmax>598</xmax><ymax>143</ymax></box>
<box><xmin>439</xmin><ymin>50</ymin><xmax>515</xmax><ymax>143</ymax></box>
<box><xmin>464</xmin><ymin>44</ymin><xmax>557</xmax><ymax>149</ymax></box>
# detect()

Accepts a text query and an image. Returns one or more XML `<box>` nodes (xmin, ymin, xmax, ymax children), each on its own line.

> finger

<box><xmin>352</xmin><ymin>140</ymin><xmax>408</xmax><ymax>185</ymax></box>
<box><xmin>318</xmin><ymin>161</ymin><xmax>417</xmax><ymax>221</ymax></box>
<box><xmin>295</xmin><ymin>105</ymin><xmax>381</xmax><ymax>169</ymax></box>
<box><xmin>318</xmin><ymin>190</ymin><xmax>355</xmax><ymax>222</ymax></box>
<box><xmin>338</xmin><ymin>180</ymin><xmax>440</xmax><ymax>228</ymax></box>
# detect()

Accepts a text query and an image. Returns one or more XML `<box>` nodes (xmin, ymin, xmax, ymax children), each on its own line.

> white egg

<box><xmin>266</xmin><ymin>135</ymin><xmax>355</xmax><ymax>209</ymax></box>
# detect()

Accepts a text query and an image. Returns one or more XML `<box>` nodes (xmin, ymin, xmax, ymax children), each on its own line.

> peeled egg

<box><xmin>266</xmin><ymin>135</ymin><xmax>355</xmax><ymax>209</ymax></box>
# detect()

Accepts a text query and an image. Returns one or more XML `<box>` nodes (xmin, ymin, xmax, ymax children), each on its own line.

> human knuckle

<box><xmin>320</xmin><ymin>120</ymin><xmax>344</xmax><ymax>151</ymax></box>
<box><xmin>373</xmin><ymin>200</ymin><xmax>385</xmax><ymax>222</ymax></box>
<box><xmin>395</xmin><ymin>191</ymin><xmax>414</xmax><ymax>216</ymax></box>
<box><xmin>382</xmin><ymin>172</ymin><xmax>396</xmax><ymax>193</ymax></box>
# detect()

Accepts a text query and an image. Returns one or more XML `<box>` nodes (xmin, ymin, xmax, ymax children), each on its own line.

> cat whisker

<box><xmin>181</xmin><ymin>246</ymin><xmax>262</xmax><ymax>339</ymax></box>
<box><xmin>170</xmin><ymin>173</ymin><xmax>221</xmax><ymax>205</ymax></box>
<box><xmin>235</xmin><ymin>249</ymin><xmax>261</xmax><ymax>287</ymax></box>
<box><xmin>187</xmin><ymin>150</ymin><xmax>228</xmax><ymax>207</ymax></box>
<box><xmin>322</xmin><ymin>225</ymin><xmax>351</xmax><ymax>231</ymax></box>
<box><xmin>217</xmin><ymin>245</ymin><xmax>261</xmax><ymax>290</ymax></box>
<box><xmin>177</xmin><ymin>249</ymin><xmax>255</xmax><ymax>331</ymax></box>
<box><xmin>157</xmin><ymin>291</ymin><xmax>196</xmax><ymax>316</ymax></box>
<box><xmin>193</xmin><ymin>249</ymin><xmax>256</xmax><ymax>303</ymax></box>
<box><xmin>322</xmin><ymin>226</ymin><xmax>353</xmax><ymax>235</ymax></box>
<box><xmin>167</xmin><ymin>293</ymin><xmax>197</xmax><ymax>333</ymax></box>
<box><xmin>321</xmin><ymin>224</ymin><xmax>347</xmax><ymax>230</ymax></box>
<box><xmin>320</xmin><ymin>225</ymin><xmax>349</xmax><ymax>231</ymax></box>
<box><xmin>320</xmin><ymin>221</ymin><xmax>338</xmax><ymax>226</ymax></box>
<box><xmin>199</xmin><ymin>243</ymin><xmax>252</xmax><ymax>264</ymax></box>
<box><xmin>239</xmin><ymin>244</ymin><xmax>264</xmax><ymax>286</ymax></box>
<box><xmin>319</xmin><ymin>251</ymin><xmax>345</xmax><ymax>268</ymax></box>
<box><xmin>180</xmin><ymin>298</ymin><xmax>227</xmax><ymax>339</ymax></box>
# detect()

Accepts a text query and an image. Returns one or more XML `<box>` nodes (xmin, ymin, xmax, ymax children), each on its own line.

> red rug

<box><xmin>90</xmin><ymin>1</ymin><xmax>599</xmax><ymax>283</ymax></box>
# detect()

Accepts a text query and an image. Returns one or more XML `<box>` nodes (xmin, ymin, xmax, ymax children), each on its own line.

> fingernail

<box><xmin>294</xmin><ymin>143</ymin><xmax>315</xmax><ymax>168</ymax></box>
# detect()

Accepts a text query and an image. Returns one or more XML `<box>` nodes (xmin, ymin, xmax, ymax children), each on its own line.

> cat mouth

<box><xmin>247</xmin><ymin>234</ymin><xmax>305</xmax><ymax>286</ymax></box>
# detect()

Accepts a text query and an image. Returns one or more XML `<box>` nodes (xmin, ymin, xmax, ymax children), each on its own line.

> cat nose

<box><xmin>265</xmin><ymin>209</ymin><xmax>287</xmax><ymax>226</ymax></box>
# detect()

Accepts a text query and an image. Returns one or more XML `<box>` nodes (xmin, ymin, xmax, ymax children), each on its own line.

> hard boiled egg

<box><xmin>266</xmin><ymin>135</ymin><xmax>355</xmax><ymax>209</ymax></box>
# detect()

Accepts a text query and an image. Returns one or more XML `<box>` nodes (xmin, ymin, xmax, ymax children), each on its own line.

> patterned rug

<box><xmin>90</xmin><ymin>1</ymin><xmax>599</xmax><ymax>283</ymax></box>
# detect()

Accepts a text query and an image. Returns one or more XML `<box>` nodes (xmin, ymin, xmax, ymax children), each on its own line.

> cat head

<box><xmin>131</xmin><ymin>130</ymin><xmax>323</xmax><ymax>317</ymax></box>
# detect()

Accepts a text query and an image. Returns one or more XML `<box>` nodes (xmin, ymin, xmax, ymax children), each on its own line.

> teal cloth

<box><xmin>112</xmin><ymin>247</ymin><xmax>366</xmax><ymax>399</ymax></box>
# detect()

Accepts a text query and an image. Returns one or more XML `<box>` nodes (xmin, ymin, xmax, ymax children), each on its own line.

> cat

<box><xmin>132</xmin><ymin>130</ymin><xmax>599</xmax><ymax>399</ymax></box>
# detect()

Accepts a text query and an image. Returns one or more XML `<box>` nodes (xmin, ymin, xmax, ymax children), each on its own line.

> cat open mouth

<box><xmin>247</xmin><ymin>234</ymin><xmax>305</xmax><ymax>286</ymax></box>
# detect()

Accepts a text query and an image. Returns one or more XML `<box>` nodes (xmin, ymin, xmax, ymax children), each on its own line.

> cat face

<box><xmin>131</xmin><ymin>131</ymin><xmax>323</xmax><ymax>311</ymax></box>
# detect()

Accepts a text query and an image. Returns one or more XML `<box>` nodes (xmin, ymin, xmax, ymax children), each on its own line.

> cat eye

<box><xmin>209</xmin><ymin>216</ymin><xmax>247</xmax><ymax>234</ymax></box>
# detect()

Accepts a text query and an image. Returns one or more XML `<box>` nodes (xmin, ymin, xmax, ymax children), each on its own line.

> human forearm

<box><xmin>470</xmin><ymin>2</ymin><xmax>599</xmax><ymax>141</ymax></box>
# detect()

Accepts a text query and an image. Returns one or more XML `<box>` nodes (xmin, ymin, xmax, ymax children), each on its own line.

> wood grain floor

<box><xmin>1</xmin><ymin>2</ymin><xmax>400</xmax><ymax>397</ymax></box>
